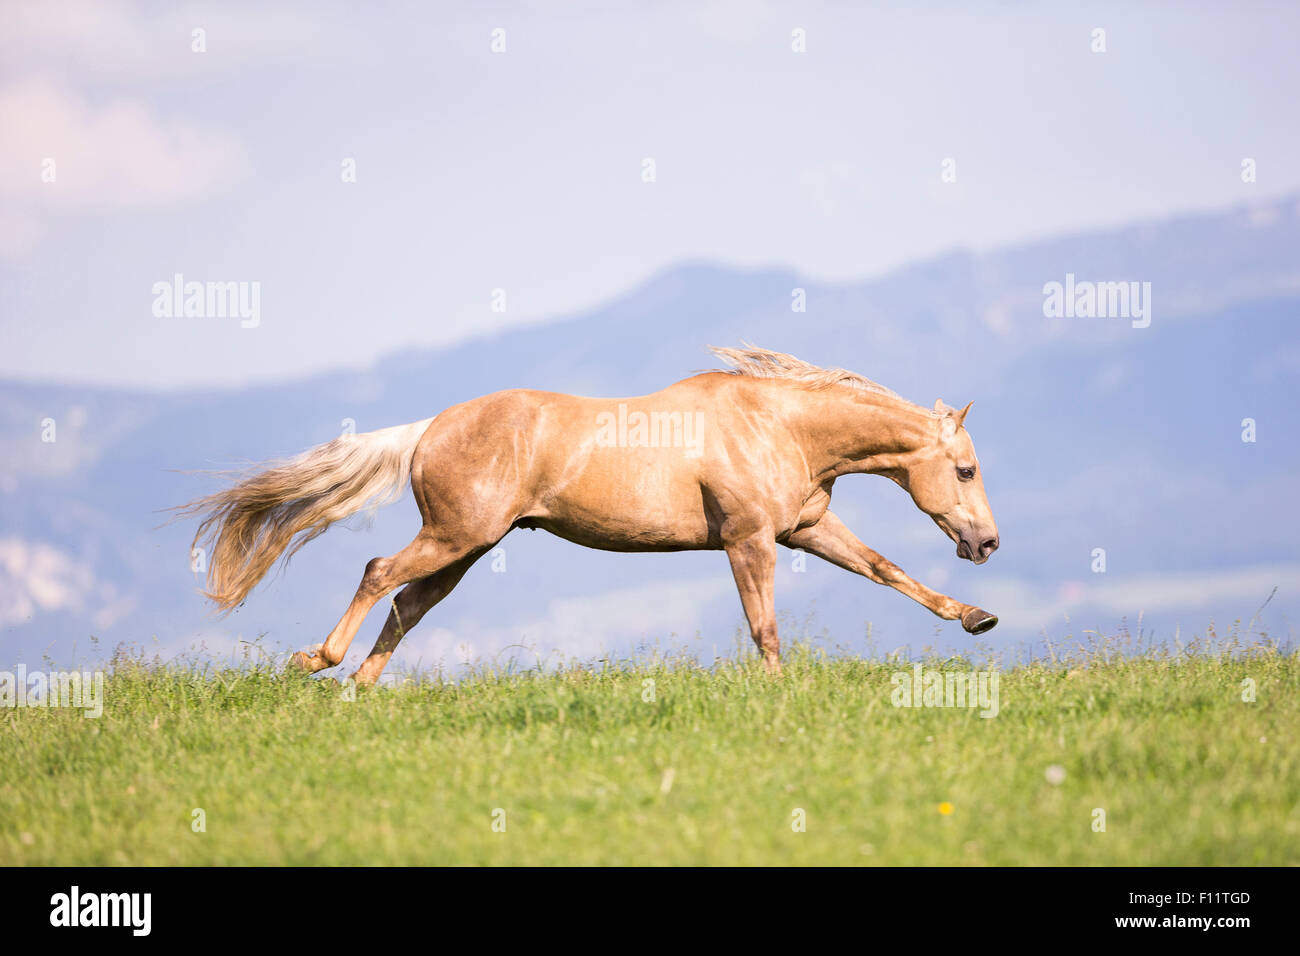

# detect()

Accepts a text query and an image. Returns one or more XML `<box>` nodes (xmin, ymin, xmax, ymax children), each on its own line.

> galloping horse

<box><xmin>181</xmin><ymin>346</ymin><xmax>999</xmax><ymax>682</ymax></box>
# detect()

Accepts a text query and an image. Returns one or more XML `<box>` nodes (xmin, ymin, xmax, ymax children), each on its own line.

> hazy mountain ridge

<box><xmin>3</xmin><ymin>196</ymin><xmax>1297</xmax><ymax>669</ymax></box>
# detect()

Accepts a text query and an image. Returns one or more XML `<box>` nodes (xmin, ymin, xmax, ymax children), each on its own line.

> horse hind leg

<box><xmin>289</xmin><ymin>529</ymin><xmax>481</xmax><ymax>675</ymax></box>
<box><xmin>349</xmin><ymin>552</ymin><xmax>481</xmax><ymax>685</ymax></box>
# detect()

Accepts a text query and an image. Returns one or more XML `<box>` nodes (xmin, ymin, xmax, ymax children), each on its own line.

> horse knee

<box><xmin>874</xmin><ymin>560</ymin><xmax>907</xmax><ymax>586</ymax></box>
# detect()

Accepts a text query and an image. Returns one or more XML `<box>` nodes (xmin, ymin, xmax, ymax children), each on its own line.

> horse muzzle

<box><xmin>957</xmin><ymin>535</ymin><xmax>999</xmax><ymax>564</ymax></box>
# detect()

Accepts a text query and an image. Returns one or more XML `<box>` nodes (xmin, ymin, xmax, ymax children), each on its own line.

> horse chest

<box><xmin>792</xmin><ymin>485</ymin><xmax>833</xmax><ymax>532</ymax></box>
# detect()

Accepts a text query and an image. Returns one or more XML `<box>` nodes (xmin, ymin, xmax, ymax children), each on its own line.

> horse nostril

<box><xmin>980</xmin><ymin>537</ymin><xmax>999</xmax><ymax>556</ymax></box>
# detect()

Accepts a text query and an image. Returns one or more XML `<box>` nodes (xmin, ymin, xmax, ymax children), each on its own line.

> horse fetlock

<box><xmin>317</xmin><ymin>644</ymin><xmax>345</xmax><ymax>667</ymax></box>
<box><xmin>289</xmin><ymin>643</ymin><xmax>339</xmax><ymax>673</ymax></box>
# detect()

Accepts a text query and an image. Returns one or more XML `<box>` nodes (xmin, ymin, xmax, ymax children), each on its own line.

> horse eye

<box><xmin>957</xmin><ymin>466</ymin><xmax>975</xmax><ymax>481</ymax></box>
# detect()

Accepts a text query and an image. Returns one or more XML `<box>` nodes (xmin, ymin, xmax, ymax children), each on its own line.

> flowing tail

<box><xmin>177</xmin><ymin>417</ymin><xmax>435</xmax><ymax>612</ymax></box>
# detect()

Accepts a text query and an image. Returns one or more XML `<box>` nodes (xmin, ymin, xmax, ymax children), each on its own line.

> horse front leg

<box><xmin>723</xmin><ymin>529</ymin><xmax>783</xmax><ymax>675</ymax></box>
<box><xmin>784</xmin><ymin>510</ymin><xmax>998</xmax><ymax>634</ymax></box>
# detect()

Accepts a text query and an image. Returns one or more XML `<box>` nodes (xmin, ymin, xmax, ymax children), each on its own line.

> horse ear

<box><xmin>954</xmin><ymin>401</ymin><xmax>973</xmax><ymax>429</ymax></box>
<box><xmin>933</xmin><ymin>398</ymin><xmax>951</xmax><ymax>414</ymax></box>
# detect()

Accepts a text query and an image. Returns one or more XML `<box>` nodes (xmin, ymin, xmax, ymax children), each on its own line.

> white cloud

<box><xmin>0</xmin><ymin>79</ymin><xmax>249</xmax><ymax>212</ymax></box>
<box><xmin>0</xmin><ymin>536</ymin><xmax>133</xmax><ymax>628</ymax></box>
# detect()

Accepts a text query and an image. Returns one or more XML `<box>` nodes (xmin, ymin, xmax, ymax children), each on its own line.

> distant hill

<box><xmin>3</xmin><ymin>195</ymin><xmax>1297</xmax><ymax>672</ymax></box>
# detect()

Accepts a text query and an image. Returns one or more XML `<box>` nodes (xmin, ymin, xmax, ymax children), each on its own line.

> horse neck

<box><xmin>792</xmin><ymin>389</ymin><xmax>936</xmax><ymax>480</ymax></box>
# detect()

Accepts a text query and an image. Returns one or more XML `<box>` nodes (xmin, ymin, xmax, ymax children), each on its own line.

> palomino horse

<box><xmin>182</xmin><ymin>346</ymin><xmax>999</xmax><ymax>682</ymax></box>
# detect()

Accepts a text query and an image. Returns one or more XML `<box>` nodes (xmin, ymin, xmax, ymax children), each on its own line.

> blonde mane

<box><xmin>709</xmin><ymin>344</ymin><xmax>927</xmax><ymax>409</ymax></box>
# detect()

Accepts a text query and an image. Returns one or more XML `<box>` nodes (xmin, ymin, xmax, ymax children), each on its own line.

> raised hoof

<box><xmin>288</xmin><ymin>644</ymin><xmax>327</xmax><ymax>673</ymax></box>
<box><xmin>961</xmin><ymin>608</ymin><xmax>999</xmax><ymax>635</ymax></box>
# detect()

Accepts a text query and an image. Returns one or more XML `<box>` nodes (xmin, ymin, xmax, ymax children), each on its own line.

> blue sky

<box><xmin>2</xmin><ymin>2</ymin><xmax>1297</xmax><ymax>674</ymax></box>
<box><xmin>3</xmin><ymin>0</ymin><xmax>1299</xmax><ymax>388</ymax></box>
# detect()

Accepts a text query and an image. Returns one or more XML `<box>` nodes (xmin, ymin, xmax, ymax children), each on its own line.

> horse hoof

<box><xmin>288</xmin><ymin>644</ymin><xmax>325</xmax><ymax>672</ymax></box>
<box><xmin>962</xmin><ymin>608</ymin><xmax>998</xmax><ymax>634</ymax></box>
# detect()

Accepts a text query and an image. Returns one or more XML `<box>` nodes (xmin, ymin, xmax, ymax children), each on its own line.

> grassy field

<box><xmin>2</xmin><ymin>638</ymin><xmax>1296</xmax><ymax>865</ymax></box>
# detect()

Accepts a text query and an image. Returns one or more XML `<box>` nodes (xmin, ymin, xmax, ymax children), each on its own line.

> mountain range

<box><xmin>3</xmin><ymin>195</ymin><xmax>1297</xmax><ymax>674</ymax></box>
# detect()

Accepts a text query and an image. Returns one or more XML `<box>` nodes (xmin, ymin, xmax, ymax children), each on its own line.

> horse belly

<box><xmin>528</xmin><ymin>452</ymin><xmax>713</xmax><ymax>552</ymax></box>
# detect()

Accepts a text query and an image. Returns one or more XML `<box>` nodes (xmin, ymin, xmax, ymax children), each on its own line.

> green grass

<box><xmin>2</xmin><ymin>638</ymin><xmax>1296</xmax><ymax>865</ymax></box>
